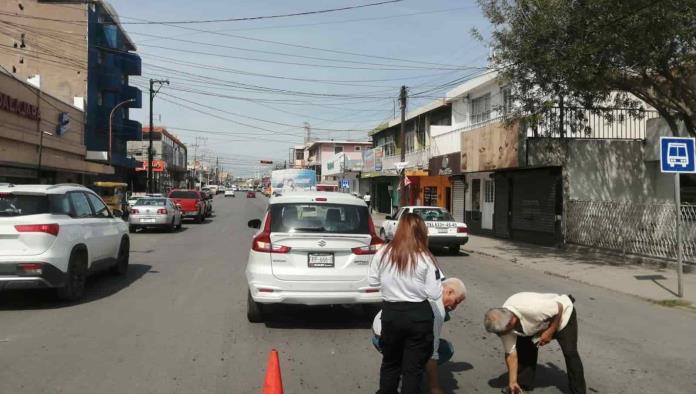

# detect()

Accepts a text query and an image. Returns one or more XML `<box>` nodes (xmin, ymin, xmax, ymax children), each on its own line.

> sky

<box><xmin>113</xmin><ymin>0</ymin><xmax>493</xmax><ymax>177</ymax></box>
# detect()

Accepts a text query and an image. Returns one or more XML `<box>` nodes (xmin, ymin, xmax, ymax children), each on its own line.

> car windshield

<box><xmin>412</xmin><ymin>208</ymin><xmax>454</xmax><ymax>222</ymax></box>
<box><xmin>0</xmin><ymin>193</ymin><xmax>70</xmax><ymax>216</ymax></box>
<box><xmin>169</xmin><ymin>191</ymin><xmax>198</xmax><ymax>199</ymax></box>
<box><xmin>135</xmin><ymin>199</ymin><xmax>166</xmax><ymax>206</ymax></box>
<box><xmin>270</xmin><ymin>203</ymin><xmax>369</xmax><ymax>234</ymax></box>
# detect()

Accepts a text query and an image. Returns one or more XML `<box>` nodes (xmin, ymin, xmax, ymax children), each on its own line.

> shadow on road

<box><xmin>438</xmin><ymin>361</ymin><xmax>474</xmax><ymax>393</ymax></box>
<box><xmin>0</xmin><ymin>263</ymin><xmax>153</xmax><ymax>311</ymax></box>
<box><xmin>262</xmin><ymin>304</ymin><xmax>373</xmax><ymax>329</ymax></box>
<box><xmin>487</xmin><ymin>362</ymin><xmax>570</xmax><ymax>393</ymax></box>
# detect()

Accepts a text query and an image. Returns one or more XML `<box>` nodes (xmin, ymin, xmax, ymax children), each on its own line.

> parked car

<box><xmin>0</xmin><ymin>184</ymin><xmax>130</xmax><ymax>300</ymax></box>
<box><xmin>207</xmin><ymin>185</ymin><xmax>220</xmax><ymax>195</ymax></box>
<box><xmin>224</xmin><ymin>189</ymin><xmax>236</xmax><ymax>198</ymax></box>
<box><xmin>128</xmin><ymin>197</ymin><xmax>182</xmax><ymax>233</ymax></box>
<box><xmin>247</xmin><ymin>191</ymin><xmax>256</xmax><ymax>198</ymax></box>
<box><xmin>380</xmin><ymin>206</ymin><xmax>468</xmax><ymax>255</ymax></box>
<box><xmin>245</xmin><ymin>192</ymin><xmax>384</xmax><ymax>322</ymax></box>
<box><xmin>167</xmin><ymin>189</ymin><xmax>205</xmax><ymax>223</ymax></box>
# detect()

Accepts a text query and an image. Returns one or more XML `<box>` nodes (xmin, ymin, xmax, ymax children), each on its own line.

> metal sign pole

<box><xmin>675</xmin><ymin>173</ymin><xmax>683</xmax><ymax>297</ymax></box>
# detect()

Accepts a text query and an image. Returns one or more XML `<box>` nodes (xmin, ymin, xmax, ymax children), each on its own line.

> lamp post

<box><xmin>109</xmin><ymin>98</ymin><xmax>135</xmax><ymax>163</ymax></box>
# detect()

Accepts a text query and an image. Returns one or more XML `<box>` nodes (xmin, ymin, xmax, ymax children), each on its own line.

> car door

<box><xmin>67</xmin><ymin>191</ymin><xmax>103</xmax><ymax>262</ymax></box>
<box><xmin>86</xmin><ymin>192</ymin><xmax>121</xmax><ymax>260</ymax></box>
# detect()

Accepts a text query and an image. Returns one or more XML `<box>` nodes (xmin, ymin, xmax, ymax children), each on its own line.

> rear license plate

<box><xmin>308</xmin><ymin>253</ymin><xmax>334</xmax><ymax>268</ymax></box>
<box><xmin>438</xmin><ymin>228</ymin><xmax>448</xmax><ymax>234</ymax></box>
<box><xmin>140</xmin><ymin>218</ymin><xmax>156</xmax><ymax>223</ymax></box>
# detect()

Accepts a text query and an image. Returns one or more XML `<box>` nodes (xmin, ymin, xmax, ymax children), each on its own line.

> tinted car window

<box><xmin>169</xmin><ymin>191</ymin><xmax>198</xmax><ymax>199</ymax></box>
<box><xmin>69</xmin><ymin>192</ymin><xmax>93</xmax><ymax>218</ymax></box>
<box><xmin>86</xmin><ymin>193</ymin><xmax>111</xmax><ymax>218</ymax></box>
<box><xmin>0</xmin><ymin>193</ymin><xmax>70</xmax><ymax>216</ymax></box>
<box><xmin>270</xmin><ymin>203</ymin><xmax>369</xmax><ymax>234</ymax></box>
<box><xmin>136</xmin><ymin>199</ymin><xmax>166</xmax><ymax>206</ymax></box>
<box><xmin>412</xmin><ymin>208</ymin><xmax>454</xmax><ymax>222</ymax></box>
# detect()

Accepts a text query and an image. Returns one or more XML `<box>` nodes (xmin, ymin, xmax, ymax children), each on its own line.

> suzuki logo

<box><xmin>317</xmin><ymin>240</ymin><xmax>327</xmax><ymax>247</ymax></box>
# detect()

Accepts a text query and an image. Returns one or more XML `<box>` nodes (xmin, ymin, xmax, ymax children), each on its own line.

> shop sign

<box><xmin>374</xmin><ymin>146</ymin><xmax>384</xmax><ymax>171</ymax></box>
<box><xmin>56</xmin><ymin>112</ymin><xmax>70</xmax><ymax>136</ymax></box>
<box><xmin>429</xmin><ymin>152</ymin><xmax>461</xmax><ymax>176</ymax></box>
<box><xmin>0</xmin><ymin>92</ymin><xmax>41</xmax><ymax>121</ymax></box>
<box><xmin>136</xmin><ymin>160</ymin><xmax>167</xmax><ymax>172</ymax></box>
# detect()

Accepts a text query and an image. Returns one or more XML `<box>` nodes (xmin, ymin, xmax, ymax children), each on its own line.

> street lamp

<box><xmin>109</xmin><ymin>98</ymin><xmax>135</xmax><ymax>163</ymax></box>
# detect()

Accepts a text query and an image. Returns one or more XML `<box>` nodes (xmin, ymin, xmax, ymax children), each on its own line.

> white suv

<box><xmin>0</xmin><ymin>184</ymin><xmax>130</xmax><ymax>301</ymax></box>
<box><xmin>245</xmin><ymin>192</ymin><xmax>384</xmax><ymax>322</ymax></box>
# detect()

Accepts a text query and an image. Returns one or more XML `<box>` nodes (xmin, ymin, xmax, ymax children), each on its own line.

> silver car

<box><xmin>128</xmin><ymin>198</ymin><xmax>182</xmax><ymax>233</ymax></box>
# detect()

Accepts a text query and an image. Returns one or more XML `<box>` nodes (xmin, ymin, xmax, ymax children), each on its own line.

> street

<box><xmin>1</xmin><ymin>194</ymin><xmax>695</xmax><ymax>394</ymax></box>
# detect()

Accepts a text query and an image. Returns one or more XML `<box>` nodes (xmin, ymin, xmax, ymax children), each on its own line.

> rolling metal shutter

<box><xmin>510</xmin><ymin>169</ymin><xmax>560</xmax><ymax>244</ymax></box>
<box><xmin>452</xmin><ymin>179</ymin><xmax>465</xmax><ymax>223</ymax></box>
<box><xmin>494</xmin><ymin>176</ymin><xmax>510</xmax><ymax>238</ymax></box>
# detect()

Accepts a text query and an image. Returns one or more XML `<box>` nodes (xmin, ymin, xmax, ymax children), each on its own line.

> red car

<box><xmin>246</xmin><ymin>191</ymin><xmax>256</xmax><ymax>198</ymax></box>
<box><xmin>168</xmin><ymin>189</ymin><xmax>205</xmax><ymax>223</ymax></box>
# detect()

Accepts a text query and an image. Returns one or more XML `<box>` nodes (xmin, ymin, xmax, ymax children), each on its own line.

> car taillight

<box><xmin>157</xmin><ymin>208</ymin><xmax>168</xmax><ymax>215</ymax></box>
<box><xmin>251</xmin><ymin>212</ymin><xmax>291</xmax><ymax>254</ymax></box>
<box><xmin>17</xmin><ymin>263</ymin><xmax>43</xmax><ymax>275</ymax></box>
<box><xmin>14</xmin><ymin>224</ymin><xmax>59</xmax><ymax>236</ymax></box>
<box><xmin>130</xmin><ymin>208</ymin><xmax>139</xmax><ymax>214</ymax></box>
<box><xmin>457</xmin><ymin>227</ymin><xmax>467</xmax><ymax>233</ymax></box>
<box><xmin>352</xmin><ymin>217</ymin><xmax>384</xmax><ymax>255</ymax></box>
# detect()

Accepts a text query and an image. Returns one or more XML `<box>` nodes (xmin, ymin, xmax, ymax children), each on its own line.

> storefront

<box><xmin>0</xmin><ymin>73</ymin><xmax>113</xmax><ymax>184</ymax></box>
<box><xmin>427</xmin><ymin>152</ymin><xmax>462</xmax><ymax>214</ymax></box>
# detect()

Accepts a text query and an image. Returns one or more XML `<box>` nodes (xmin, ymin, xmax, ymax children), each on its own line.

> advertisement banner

<box><xmin>363</xmin><ymin>149</ymin><xmax>375</xmax><ymax>172</ymax></box>
<box><xmin>374</xmin><ymin>147</ymin><xmax>384</xmax><ymax>172</ymax></box>
<box><xmin>135</xmin><ymin>160</ymin><xmax>166</xmax><ymax>172</ymax></box>
<box><xmin>271</xmin><ymin>169</ymin><xmax>317</xmax><ymax>194</ymax></box>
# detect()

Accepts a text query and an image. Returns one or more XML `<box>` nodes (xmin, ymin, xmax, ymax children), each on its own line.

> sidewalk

<box><xmin>371</xmin><ymin>212</ymin><xmax>696</xmax><ymax>306</ymax></box>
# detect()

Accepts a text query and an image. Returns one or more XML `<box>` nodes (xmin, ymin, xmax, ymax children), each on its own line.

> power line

<box><xmin>122</xmin><ymin>1</ymin><xmax>403</xmax><ymax>25</ymax></box>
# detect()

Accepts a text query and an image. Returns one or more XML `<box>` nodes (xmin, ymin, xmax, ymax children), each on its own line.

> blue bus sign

<box><xmin>660</xmin><ymin>137</ymin><xmax>696</xmax><ymax>173</ymax></box>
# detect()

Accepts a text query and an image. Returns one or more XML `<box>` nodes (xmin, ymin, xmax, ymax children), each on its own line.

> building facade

<box><xmin>0</xmin><ymin>70</ymin><xmax>112</xmax><ymax>183</ymax></box>
<box><xmin>127</xmin><ymin>127</ymin><xmax>187</xmax><ymax>192</ymax></box>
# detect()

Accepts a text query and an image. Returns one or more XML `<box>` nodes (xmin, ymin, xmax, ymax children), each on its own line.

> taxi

<box><xmin>380</xmin><ymin>206</ymin><xmax>468</xmax><ymax>255</ymax></box>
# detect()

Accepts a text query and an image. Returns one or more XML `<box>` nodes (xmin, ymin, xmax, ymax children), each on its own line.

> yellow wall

<box><xmin>418</xmin><ymin>176</ymin><xmax>451</xmax><ymax>208</ymax></box>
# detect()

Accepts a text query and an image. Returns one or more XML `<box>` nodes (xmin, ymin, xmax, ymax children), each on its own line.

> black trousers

<box><xmin>377</xmin><ymin>301</ymin><xmax>434</xmax><ymax>394</ymax></box>
<box><xmin>516</xmin><ymin>309</ymin><xmax>587</xmax><ymax>394</ymax></box>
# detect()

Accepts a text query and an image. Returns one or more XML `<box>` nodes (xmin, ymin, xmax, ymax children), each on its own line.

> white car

<box><xmin>128</xmin><ymin>197</ymin><xmax>182</xmax><ymax>233</ymax></box>
<box><xmin>245</xmin><ymin>192</ymin><xmax>384</xmax><ymax>322</ymax></box>
<box><xmin>0</xmin><ymin>184</ymin><xmax>130</xmax><ymax>300</ymax></box>
<box><xmin>224</xmin><ymin>189</ymin><xmax>236</xmax><ymax>198</ymax></box>
<box><xmin>380</xmin><ymin>206</ymin><xmax>468</xmax><ymax>255</ymax></box>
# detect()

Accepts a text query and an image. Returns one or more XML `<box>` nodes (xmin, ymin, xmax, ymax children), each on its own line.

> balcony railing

<box><xmin>527</xmin><ymin>107</ymin><xmax>659</xmax><ymax>140</ymax></box>
<box><xmin>381</xmin><ymin>148</ymin><xmax>430</xmax><ymax>174</ymax></box>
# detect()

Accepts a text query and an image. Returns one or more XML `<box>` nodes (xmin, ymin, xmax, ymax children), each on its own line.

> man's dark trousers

<box><xmin>377</xmin><ymin>301</ymin><xmax>434</xmax><ymax>394</ymax></box>
<box><xmin>516</xmin><ymin>309</ymin><xmax>586</xmax><ymax>394</ymax></box>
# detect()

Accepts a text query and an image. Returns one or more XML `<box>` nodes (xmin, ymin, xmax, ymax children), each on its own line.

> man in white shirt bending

<box><xmin>484</xmin><ymin>292</ymin><xmax>586</xmax><ymax>394</ymax></box>
<box><xmin>363</xmin><ymin>191</ymin><xmax>371</xmax><ymax>213</ymax></box>
<box><xmin>372</xmin><ymin>277</ymin><xmax>467</xmax><ymax>394</ymax></box>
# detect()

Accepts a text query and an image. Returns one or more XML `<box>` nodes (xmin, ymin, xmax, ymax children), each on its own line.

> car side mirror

<box><xmin>248</xmin><ymin>219</ymin><xmax>262</xmax><ymax>229</ymax></box>
<box><xmin>385</xmin><ymin>215</ymin><xmax>393</xmax><ymax>220</ymax></box>
<box><xmin>112</xmin><ymin>209</ymin><xmax>123</xmax><ymax>218</ymax></box>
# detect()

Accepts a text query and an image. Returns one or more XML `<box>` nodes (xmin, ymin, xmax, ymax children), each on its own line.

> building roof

<box><xmin>142</xmin><ymin>127</ymin><xmax>186</xmax><ymax>151</ymax></box>
<box><xmin>369</xmin><ymin>98</ymin><xmax>448</xmax><ymax>136</ymax></box>
<box><xmin>98</xmin><ymin>0</ymin><xmax>137</xmax><ymax>51</ymax></box>
<box><xmin>306</xmin><ymin>140</ymin><xmax>372</xmax><ymax>150</ymax></box>
<box><xmin>445</xmin><ymin>70</ymin><xmax>499</xmax><ymax>101</ymax></box>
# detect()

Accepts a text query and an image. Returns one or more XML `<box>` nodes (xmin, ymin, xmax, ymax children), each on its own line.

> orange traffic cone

<box><xmin>262</xmin><ymin>349</ymin><xmax>283</xmax><ymax>394</ymax></box>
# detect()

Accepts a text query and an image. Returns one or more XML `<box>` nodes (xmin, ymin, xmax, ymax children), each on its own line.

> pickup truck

<box><xmin>168</xmin><ymin>189</ymin><xmax>205</xmax><ymax>223</ymax></box>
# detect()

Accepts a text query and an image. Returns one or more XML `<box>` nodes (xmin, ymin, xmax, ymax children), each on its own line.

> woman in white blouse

<box><xmin>368</xmin><ymin>213</ymin><xmax>443</xmax><ymax>394</ymax></box>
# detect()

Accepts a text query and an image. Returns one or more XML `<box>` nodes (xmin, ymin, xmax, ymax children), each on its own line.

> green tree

<box><xmin>477</xmin><ymin>0</ymin><xmax>696</xmax><ymax>137</ymax></box>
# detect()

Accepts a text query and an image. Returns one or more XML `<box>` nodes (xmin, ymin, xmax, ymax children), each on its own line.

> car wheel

<box><xmin>176</xmin><ymin>218</ymin><xmax>182</xmax><ymax>230</ymax></box>
<box><xmin>247</xmin><ymin>291</ymin><xmax>264</xmax><ymax>323</ymax></box>
<box><xmin>129</xmin><ymin>225</ymin><xmax>136</xmax><ymax>233</ymax></box>
<box><xmin>168</xmin><ymin>218</ymin><xmax>176</xmax><ymax>232</ymax></box>
<box><xmin>57</xmin><ymin>250</ymin><xmax>87</xmax><ymax>301</ymax></box>
<box><xmin>449</xmin><ymin>244</ymin><xmax>460</xmax><ymax>255</ymax></box>
<box><xmin>111</xmin><ymin>238</ymin><xmax>130</xmax><ymax>276</ymax></box>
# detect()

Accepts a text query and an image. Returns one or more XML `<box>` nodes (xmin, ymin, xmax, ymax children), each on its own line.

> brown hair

<box><xmin>380</xmin><ymin>213</ymin><xmax>435</xmax><ymax>273</ymax></box>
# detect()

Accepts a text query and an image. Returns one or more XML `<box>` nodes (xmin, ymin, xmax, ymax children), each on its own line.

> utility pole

<box><xmin>399</xmin><ymin>85</ymin><xmax>407</xmax><ymax>207</ymax></box>
<box><xmin>148</xmin><ymin>78</ymin><xmax>169</xmax><ymax>193</ymax></box>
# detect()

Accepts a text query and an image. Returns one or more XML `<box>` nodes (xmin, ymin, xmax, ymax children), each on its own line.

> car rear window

<box><xmin>169</xmin><ymin>191</ymin><xmax>198</xmax><ymax>199</ymax></box>
<box><xmin>412</xmin><ymin>208</ymin><xmax>454</xmax><ymax>222</ymax></box>
<box><xmin>136</xmin><ymin>199</ymin><xmax>166</xmax><ymax>206</ymax></box>
<box><xmin>0</xmin><ymin>193</ymin><xmax>70</xmax><ymax>216</ymax></box>
<box><xmin>270</xmin><ymin>203</ymin><xmax>369</xmax><ymax>234</ymax></box>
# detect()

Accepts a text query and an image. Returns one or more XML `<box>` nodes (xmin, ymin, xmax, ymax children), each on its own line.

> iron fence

<box><xmin>527</xmin><ymin>107</ymin><xmax>659</xmax><ymax>140</ymax></box>
<box><xmin>566</xmin><ymin>200</ymin><xmax>696</xmax><ymax>263</ymax></box>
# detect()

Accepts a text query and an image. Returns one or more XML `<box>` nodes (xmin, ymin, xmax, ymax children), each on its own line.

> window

<box><xmin>0</xmin><ymin>194</ymin><xmax>69</xmax><ymax>216</ymax></box>
<box><xmin>334</xmin><ymin>146</ymin><xmax>343</xmax><ymax>154</ymax></box>
<box><xmin>135</xmin><ymin>199</ymin><xmax>166</xmax><ymax>206</ymax></box>
<box><xmin>86</xmin><ymin>193</ymin><xmax>110</xmax><ymax>218</ymax></box>
<box><xmin>97</xmin><ymin>92</ymin><xmax>103</xmax><ymax>106</ymax></box>
<box><xmin>484</xmin><ymin>180</ymin><xmax>495</xmax><ymax>203</ymax></box>
<box><xmin>471</xmin><ymin>179</ymin><xmax>481</xmax><ymax>211</ymax></box>
<box><xmin>423</xmin><ymin>186</ymin><xmax>438</xmax><ymax>206</ymax></box>
<box><xmin>413</xmin><ymin>208</ymin><xmax>454</xmax><ymax>222</ymax></box>
<box><xmin>405</xmin><ymin>131</ymin><xmax>416</xmax><ymax>153</ymax></box>
<box><xmin>354</xmin><ymin>146</ymin><xmax>361</xmax><ymax>151</ymax></box>
<box><xmin>69</xmin><ymin>192</ymin><xmax>93</xmax><ymax>218</ymax></box>
<box><xmin>471</xmin><ymin>94</ymin><xmax>491</xmax><ymax>124</ymax></box>
<box><xmin>295</xmin><ymin>150</ymin><xmax>304</xmax><ymax>160</ymax></box>
<box><xmin>502</xmin><ymin>87</ymin><xmax>513</xmax><ymax>115</ymax></box>
<box><xmin>169</xmin><ymin>191</ymin><xmax>199</xmax><ymax>199</ymax></box>
<box><xmin>270</xmin><ymin>203</ymin><xmax>369</xmax><ymax>234</ymax></box>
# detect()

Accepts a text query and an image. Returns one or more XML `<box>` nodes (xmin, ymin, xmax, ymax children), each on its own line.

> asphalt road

<box><xmin>1</xmin><ymin>194</ymin><xmax>695</xmax><ymax>394</ymax></box>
